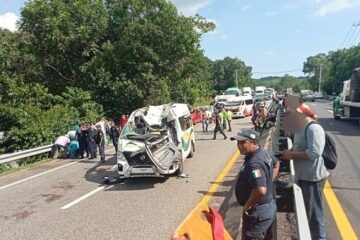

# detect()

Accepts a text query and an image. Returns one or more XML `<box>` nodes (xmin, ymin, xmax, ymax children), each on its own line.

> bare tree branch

<box><xmin>44</xmin><ymin>62</ymin><xmax>73</xmax><ymax>82</ymax></box>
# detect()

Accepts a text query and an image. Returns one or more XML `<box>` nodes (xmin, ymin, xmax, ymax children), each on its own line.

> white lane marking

<box><xmin>0</xmin><ymin>148</ymin><xmax>114</xmax><ymax>191</ymax></box>
<box><xmin>60</xmin><ymin>185</ymin><xmax>113</xmax><ymax>210</ymax></box>
<box><xmin>0</xmin><ymin>161</ymin><xmax>78</xmax><ymax>191</ymax></box>
<box><xmin>327</xmin><ymin>110</ymin><xmax>334</xmax><ymax>113</ymax></box>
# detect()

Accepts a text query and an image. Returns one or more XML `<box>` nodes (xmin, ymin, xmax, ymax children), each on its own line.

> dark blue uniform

<box><xmin>87</xmin><ymin>127</ymin><xmax>97</xmax><ymax>159</ymax></box>
<box><xmin>235</xmin><ymin>148</ymin><xmax>276</xmax><ymax>240</ymax></box>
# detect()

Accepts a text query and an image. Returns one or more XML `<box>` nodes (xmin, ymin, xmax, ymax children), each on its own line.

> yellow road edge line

<box><xmin>323</xmin><ymin>180</ymin><xmax>358</xmax><ymax>240</ymax></box>
<box><xmin>174</xmin><ymin>150</ymin><xmax>240</xmax><ymax>235</ymax></box>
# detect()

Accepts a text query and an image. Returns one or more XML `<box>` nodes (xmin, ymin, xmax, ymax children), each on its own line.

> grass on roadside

<box><xmin>0</xmin><ymin>158</ymin><xmax>51</xmax><ymax>178</ymax></box>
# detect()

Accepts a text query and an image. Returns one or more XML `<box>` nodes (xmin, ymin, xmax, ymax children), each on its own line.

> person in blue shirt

<box><xmin>68</xmin><ymin>139</ymin><xmax>79</xmax><ymax>159</ymax></box>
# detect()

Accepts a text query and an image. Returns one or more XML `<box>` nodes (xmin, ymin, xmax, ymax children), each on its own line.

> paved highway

<box><xmin>0</xmin><ymin>118</ymin><xmax>252</xmax><ymax>240</ymax></box>
<box><xmin>306</xmin><ymin>100</ymin><xmax>360</xmax><ymax>239</ymax></box>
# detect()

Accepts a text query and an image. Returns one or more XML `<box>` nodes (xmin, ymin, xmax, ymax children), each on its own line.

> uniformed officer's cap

<box><xmin>230</xmin><ymin>128</ymin><xmax>260</xmax><ymax>141</ymax></box>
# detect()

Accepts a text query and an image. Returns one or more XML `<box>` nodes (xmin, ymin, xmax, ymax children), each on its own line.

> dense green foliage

<box><xmin>0</xmin><ymin>0</ymin><xmax>254</xmax><ymax>153</ymax></box>
<box><xmin>211</xmin><ymin>57</ymin><xmax>252</xmax><ymax>93</ymax></box>
<box><xmin>254</xmin><ymin>76</ymin><xmax>309</xmax><ymax>93</ymax></box>
<box><xmin>303</xmin><ymin>46</ymin><xmax>360</xmax><ymax>94</ymax></box>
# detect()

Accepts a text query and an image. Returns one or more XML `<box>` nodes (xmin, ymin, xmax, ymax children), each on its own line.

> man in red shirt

<box><xmin>119</xmin><ymin>113</ymin><xmax>128</xmax><ymax>130</ymax></box>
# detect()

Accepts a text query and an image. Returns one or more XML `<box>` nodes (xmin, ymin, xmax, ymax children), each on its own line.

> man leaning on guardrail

<box><xmin>280</xmin><ymin>106</ymin><xmax>328</xmax><ymax>240</ymax></box>
<box><xmin>231</xmin><ymin>128</ymin><xmax>277</xmax><ymax>240</ymax></box>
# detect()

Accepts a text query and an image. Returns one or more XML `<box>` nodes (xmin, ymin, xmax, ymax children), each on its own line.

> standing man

<box><xmin>120</xmin><ymin>113</ymin><xmax>128</xmax><ymax>130</ymax></box>
<box><xmin>212</xmin><ymin>111</ymin><xmax>227</xmax><ymax>140</ymax></box>
<box><xmin>109</xmin><ymin>122</ymin><xmax>120</xmax><ymax>153</ymax></box>
<box><xmin>280</xmin><ymin>107</ymin><xmax>328</xmax><ymax>240</ymax></box>
<box><xmin>87</xmin><ymin>123</ymin><xmax>97</xmax><ymax>159</ymax></box>
<box><xmin>201</xmin><ymin>109</ymin><xmax>209</xmax><ymax>132</ymax></box>
<box><xmin>231</xmin><ymin>128</ymin><xmax>276</xmax><ymax>240</ymax></box>
<box><xmin>79</xmin><ymin>124</ymin><xmax>90</xmax><ymax>159</ymax></box>
<box><xmin>220</xmin><ymin>108</ymin><xmax>227</xmax><ymax>130</ymax></box>
<box><xmin>226</xmin><ymin>109</ymin><xmax>233</xmax><ymax>132</ymax></box>
<box><xmin>96</xmin><ymin>124</ymin><xmax>106</xmax><ymax>164</ymax></box>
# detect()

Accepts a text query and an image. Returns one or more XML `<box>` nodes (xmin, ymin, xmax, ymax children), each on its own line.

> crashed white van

<box><xmin>117</xmin><ymin>103</ymin><xmax>195</xmax><ymax>178</ymax></box>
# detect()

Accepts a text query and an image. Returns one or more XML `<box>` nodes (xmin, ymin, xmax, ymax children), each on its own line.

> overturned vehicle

<box><xmin>117</xmin><ymin>103</ymin><xmax>195</xmax><ymax>178</ymax></box>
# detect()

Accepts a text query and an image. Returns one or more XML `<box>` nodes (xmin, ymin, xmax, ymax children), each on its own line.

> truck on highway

<box><xmin>117</xmin><ymin>103</ymin><xmax>195</xmax><ymax>178</ymax></box>
<box><xmin>242</xmin><ymin>87</ymin><xmax>253</xmax><ymax>96</ymax></box>
<box><xmin>255</xmin><ymin>86</ymin><xmax>266</xmax><ymax>96</ymax></box>
<box><xmin>333</xmin><ymin>67</ymin><xmax>360</xmax><ymax>123</ymax></box>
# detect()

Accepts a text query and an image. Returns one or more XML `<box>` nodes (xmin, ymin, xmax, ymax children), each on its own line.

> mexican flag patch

<box><xmin>252</xmin><ymin>169</ymin><xmax>262</xmax><ymax>178</ymax></box>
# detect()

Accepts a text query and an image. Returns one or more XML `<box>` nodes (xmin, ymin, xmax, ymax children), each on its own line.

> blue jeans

<box><xmin>202</xmin><ymin>120</ymin><xmax>208</xmax><ymax>132</ymax></box>
<box><xmin>298</xmin><ymin>179</ymin><xmax>326</xmax><ymax>240</ymax></box>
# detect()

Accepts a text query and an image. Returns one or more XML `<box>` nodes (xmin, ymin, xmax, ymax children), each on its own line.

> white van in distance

<box><xmin>242</xmin><ymin>87</ymin><xmax>253</xmax><ymax>96</ymax></box>
<box><xmin>224</xmin><ymin>95</ymin><xmax>254</xmax><ymax>118</ymax></box>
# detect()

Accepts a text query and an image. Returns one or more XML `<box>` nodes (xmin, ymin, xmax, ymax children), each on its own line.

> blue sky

<box><xmin>1</xmin><ymin>0</ymin><xmax>360</xmax><ymax>78</ymax></box>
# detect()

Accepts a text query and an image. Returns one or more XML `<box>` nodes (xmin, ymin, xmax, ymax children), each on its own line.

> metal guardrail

<box><xmin>0</xmin><ymin>144</ymin><xmax>53</xmax><ymax>165</ymax></box>
<box><xmin>272</xmin><ymin>107</ymin><xmax>312</xmax><ymax>239</ymax></box>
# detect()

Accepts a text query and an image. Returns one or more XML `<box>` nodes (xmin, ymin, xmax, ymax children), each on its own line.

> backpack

<box><xmin>305</xmin><ymin>122</ymin><xmax>337</xmax><ymax>170</ymax></box>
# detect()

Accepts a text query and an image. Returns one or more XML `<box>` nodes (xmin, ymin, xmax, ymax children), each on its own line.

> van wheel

<box><xmin>188</xmin><ymin>141</ymin><xmax>195</xmax><ymax>158</ymax></box>
<box><xmin>171</xmin><ymin>160</ymin><xmax>183</xmax><ymax>177</ymax></box>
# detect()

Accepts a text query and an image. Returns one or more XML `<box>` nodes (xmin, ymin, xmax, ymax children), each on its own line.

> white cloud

<box><xmin>169</xmin><ymin>0</ymin><xmax>213</xmax><ymax>16</ymax></box>
<box><xmin>241</xmin><ymin>5</ymin><xmax>251</xmax><ymax>11</ymax></box>
<box><xmin>313</xmin><ymin>0</ymin><xmax>360</xmax><ymax>16</ymax></box>
<box><xmin>266</xmin><ymin>11</ymin><xmax>279</xmax><ymax>16</ymax></box>
<box><xmin>267</xmin><ymin>51</ymin><xmax>276</xmax><ymax>56</ymax></box>
<box><xmin>0</xmin><ymin>12</ymin><xmax>18</xmax><ymax>32</ymax></box>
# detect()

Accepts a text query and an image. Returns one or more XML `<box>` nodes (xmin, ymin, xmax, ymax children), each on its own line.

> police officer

<box><xmin>212</xmin><ymin>110</ymin><xmax>227</xmax><ymax>140</ymax></box>
<box><xmin>231</xmin><ymin>128</ymin><xmax>276</xmax><ymax>240</ymax></box>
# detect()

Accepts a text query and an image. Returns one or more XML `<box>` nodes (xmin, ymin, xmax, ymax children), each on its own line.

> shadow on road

<box><xmin>84</xmin><ymin>156</ymin><xmax>118</xmax><ymax>185</ymax></box>
<box><xmin>105</xmin><ymin>177</ymin><xmax>168</xmax><ymax>191</ymax></box>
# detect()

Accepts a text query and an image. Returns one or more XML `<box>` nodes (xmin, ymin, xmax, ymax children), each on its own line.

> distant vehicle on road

<box><xmin>300</xmin><ymin>90</ymin><xmax>315</xmax><ymax>102</ymax></box>
<box><xmin>314</xmin><ymin>91</ymin><xmax>324</xmax><ymax>99</ymax></box>
<box><xmin>242</xmin><ymin>87</ymin><xmax>253</xmax><ymax>96</ymax></box>
<box><xmin>255</xmin><ymin>86</ymin><xmax>266</xmax><ymax>96</ymax></box>
<box><xmin>286</xmin><ymin>88</ymin><xmax>293</xmax><ymax>94</ymax></box>
<box><xmin>333</xmin><ymin>67</ymin><xmax>360</xmax><ymax>123</ymax></box>
<box><xmin>224</xmin><ymin>95</ymin><xmax>254</xmax><ymax>118</ymax></box>
<box><xmin>214</xmin><ymin>87</ymin><xmax>242</xmax><ymax>106</ymax></box>
<box><xmin>117</xmin><ymin>103</ymin><xmax>195</xmax><ymax>178</ymax></box>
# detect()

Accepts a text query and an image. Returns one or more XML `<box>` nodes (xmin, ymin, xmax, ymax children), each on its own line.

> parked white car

<box><xmin>314</xmin><ymin>91</ymin><xmax>324</xmax><ymax>99</ymax></box>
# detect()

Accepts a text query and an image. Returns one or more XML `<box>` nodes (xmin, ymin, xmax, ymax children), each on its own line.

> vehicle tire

<box><xmin>171</xmin><ymin>160</ymin><xmax>183</xmax><ymax>177</ymax></box>
<box><xmin>312</xmin><ymin>99</ymin><xmax>315</xmax><ymax>102</ymax></box>
<box><xmin>333</xmin><ymin>112</ymin><xmax>341</xmax><ymax>120</ymax></box>
<box><xmin>187</xmin><ymin>141</ymin><xmax>195</xmax><ymax>158</ymax></box>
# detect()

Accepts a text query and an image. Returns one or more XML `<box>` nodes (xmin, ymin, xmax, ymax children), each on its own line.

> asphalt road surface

<box><xmin>0</xmin><ymin>118</ymin><xmax>251</xmax><ymax>240</ymax></box>
<box><xmin>306</xmin><ymin>99</ymin><xmax>360</xmax><ymax>239</ymax></box>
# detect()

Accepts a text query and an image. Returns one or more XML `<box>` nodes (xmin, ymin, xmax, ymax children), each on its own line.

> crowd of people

<box><xmin>51</xmin><ymin>114</ymin><xmax>128</xmax><ymax>163</ymax></box>
<box><xmin>230</xmin><ymin>94</ymin><xmax>329</xmax><ymax>240</ymax></box>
